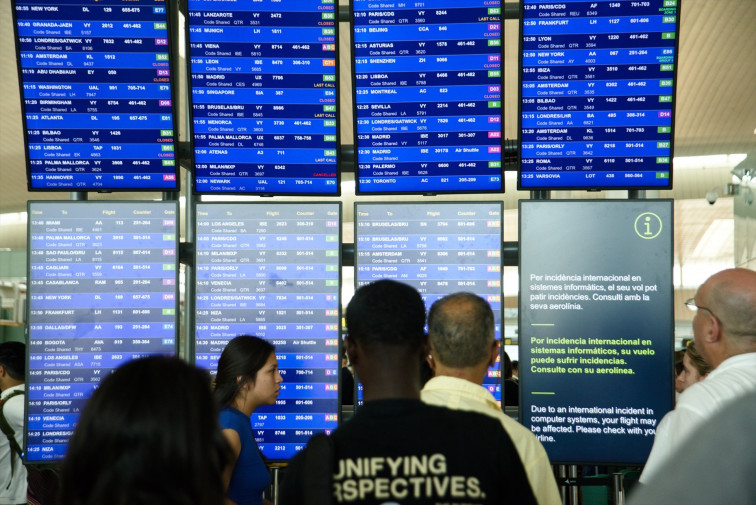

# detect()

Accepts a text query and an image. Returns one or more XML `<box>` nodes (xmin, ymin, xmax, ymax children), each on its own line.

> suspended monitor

<box><xmin>25</xmin><ymin>201</ymin><xmax>179</xmax><ymax>462</ymax></box>
<box><xmin>194</xmin><ymin>202</ymin><xmax>341</xmax><ymax>460</ymax></box>
<box><xmin>187</xmin><ymin>1</ymin><xmax>340</xmax><ymax>195</ymax></box>
<box><xmin>13</xmin><ymin>0</ymin><xmax>179</xmax><ymax>191</ymax></box>
<box><xmin>352</xmin><ymin>2</ymin><xmax>503</xmax><ymax>194</ymax></box>
<box><xmin>519</xmin><ymin>200</ymin><xmax>674</xmax><ymax>464</ymax></box>
<box><xmin>518</xmin><ymin>0</ymin><xmax>681</xmax><ymax>190</ymax></box>
<box><xmin>354</xmin><ymin>202</ymin><xmax>504</xmax><ymax>401</ymax></box>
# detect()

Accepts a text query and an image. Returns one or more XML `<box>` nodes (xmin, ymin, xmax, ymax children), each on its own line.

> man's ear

<box><xmin>0</xmin><ymin>365</ymin><xmax>6</xmax><ymax>378</ymax></box>
<box><xmin>426</xmin><ymin>342</ymin><xmax>436</xmax><ymax>371</ymax></box>
<box><xmin>489</xmin><ymin>340</ymin><xmax>500</xmax><ymax>368</ymax></box>
<box><xmin>703</xmin><ymin>313</ymin><xmax>722</xmax><ymax>345</ymax></box>
<box><xmin>420</xmin><ymin>333</ymin><xmax>431</xmax><ymax>360</ymax></box>
<box><xmin>345</xmin><ymin>335</ymin><xmax>358</xmax><ymax>366</ymax></box>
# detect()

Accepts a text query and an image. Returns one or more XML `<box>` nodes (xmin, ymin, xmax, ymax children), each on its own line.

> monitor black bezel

<box><xmin>23</xmin><ymin>199</ymin><xmax>181</xmax><ymax>464</ymax></box>
<box><xmin>12</xmin><ymin>0</ymin><xmax>182</xmax><ymax>193</ymax></box>
<box><xmin>350</xmin><ymin>3</ymin><xmax>505</xmax><ymax>196</ymax></box>
<box><xmin>515</xmin><ymin>1</ymin><xmax>682</xmax><ymax>191</ymax></box>
<box><xmin>185</xmin><ymin>3</ymin><xmax>342</xmax><ymax>197</ymax></box>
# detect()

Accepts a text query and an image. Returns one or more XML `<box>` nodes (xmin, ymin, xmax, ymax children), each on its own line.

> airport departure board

<box><xmin>352</xmin><ymin>1</ymin><xmax>503</xmax><ymax>194</ymax></box>
<box><xmin>355</xmin><ymin>202</ymin><xmax>503</xmax><ymax>399</ymax></box>
<box><xmin>518</xmin><ymin>0</ymin><xmax>680</xmax><ymax>189</ymax></box>
<box><xmin>187</xmin><ymin>1</ymin><xmax>339</xmax><ymax>195</ymax></box>
<box><xmin>194</xmin><ymin>203</ymin><xmax>341</xmax><ymax>460</ymax></box>
<box><xmin>13</xmin><ymin>0</ymin><xmax>179</xmax><ymax>191</ymax></box>
<box><xmin>26</xmin><ymin>201</ymin><xmax>179</xmax><ymax>461</ymax></box>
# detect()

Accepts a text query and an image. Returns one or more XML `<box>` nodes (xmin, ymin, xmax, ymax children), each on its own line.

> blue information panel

<box><xmin>352</xmin><ymin>1</ymin><xmax>503</xmax><ymax>194</ymax></box>
<box><xmin>194</xmin><ymin>203</ymin><xmax>341</xmax><ymax>460</ymax></box>
<box><xmin>518</xmin><ymin>0</ymin><xmax>680</xmax><ymax>189</ymax></box>
<box><xmin>355</xmin><ymin>202</ymin><xmax>503</xmax><ymax>400</ymax></box>
<box><xmin>25</xmin><ymin>201</ymin><xmax>179</xmax><ymax>462</ymax></box>
<box><xmin>519</xmin><ymin>200</ymin><xmax>674</xmax><ymax>464</ymax></box>
<box><xmin>13</xmin><ymin>0</ymin><xmax>179</xmax><ymax>191</ymax></box>
<box><xmin>187</xmin><ymin>1</ymin><xmax>339</xmax><ymax>195</ymax></box>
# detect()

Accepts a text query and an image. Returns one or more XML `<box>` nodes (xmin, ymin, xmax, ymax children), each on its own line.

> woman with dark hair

<box><xmin>215</xmin><ymin>336</ymin><xmax>282</xmax><ymax>505</ymax></box>
<box><xmin>59</xmin><ymin>356</ymin><xmax>229</xmax><ymax>505</ymax></box>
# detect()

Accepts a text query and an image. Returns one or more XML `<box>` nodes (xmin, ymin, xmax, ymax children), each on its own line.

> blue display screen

<box><xmin>13</xmin><ymin>0</ymin><xmax>179</xmax><ymax>191</ymax></box>
<box><xmin>194</xmin><ymin>203</ymin><xmax>341</xmax><ymax>460</ymax></box>
<box><xmin>518</xmin><ymin>0</ymin><xmax>680</xmax><ymax>189</ymax></box>
<box><xmin>187</xmin><ymin>0</ymin><xmax>339</xmax><ymax>195</ymax></box>
<box><xmin>354</xmin><ymin>202</ymin><xmax>504</xmax><ymax>400</ymax></box>
<box><xmin>518</xmin><ymin>200</ymin><xmax>674</xmax><ymax>464</ymax></box>
<box><xmin>25</xmin><ymin>201</ymin><xmax>179</xmax><ymax>462</ymax></box>
<box><xmin>352</xmin><ymin>1</ymin><xmax>503</xmax><ymax>194</ymax></box>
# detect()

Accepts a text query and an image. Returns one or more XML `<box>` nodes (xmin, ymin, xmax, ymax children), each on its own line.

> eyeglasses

<box><xmin>685</xmin><ymin>298</ymin><xmax>720</xmax><ymax>321</ymax></box>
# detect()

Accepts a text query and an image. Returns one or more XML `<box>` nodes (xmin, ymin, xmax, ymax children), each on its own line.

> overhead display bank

<box><xmin>518</xmin><ymin>0</ymin><xmax>681</xmax><ymax>190</ymax></box>
<box><xmin>13</xmin><ymin>0</ymin><xmax>179</xmax><ymax>191</ymax></box>
<box><xmin>352</xmin><ymin>1</ymin><xmax>503</xmax><ymax>194</ymax></box>
<box><xmin>26</xmin><ymin>201</ymin><xmax>179</xmax><ymax>461</ymax></box>
<box><xmin>187</xmin><ymin>0</ymin><xmax>339</xmax><ymax>195</ymax></box>
<box><xmin>519</xmin><ymin>200</ymin><xmax>674</xmax><ymax>464</ymax></box>
<box><xmin>194</xmin><ymin>202</ymin><xmax>341</xmax><ymax>460</ymax></box>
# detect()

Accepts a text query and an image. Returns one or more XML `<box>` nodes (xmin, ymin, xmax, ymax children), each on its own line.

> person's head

<box><xmin>60</xmin><ymin>356</ymin><xmax>228</xmax><ymax>505</ymax></box>
<box><xmin>512</xmin><ymin>360</ymin><xmax>519</xmax><ymax>377</ymax></box>
<box><xmin>503</xmin><ymin>351</ymin><xmax>513</xmax><ymax>380</ymax></box>
<box><xmin>0</xmin><ymin>341</ymin><xmax>25</xmax><ymax>390</ymax></box>
<box><xmin>345</xmin><ymin>280</ymin><xmax>427</xmax><ymax>396</ymax></box>
<box><xmin>690</xmin><ymin>268</ymin><xmax>756</xmax><ymax>368</ymax></box>
<box><xmin>674</xmin><ymin>349</ymin><xmax>686</xmax><ymax>375</ymax></box>
<box><xmin>427</xmin><ymin>292</ymin><xmax>498</xmax><ymax>380</ymax></box>
<box><xmin>675</xmin><ymin>342</ymin><xmax>712</xmax><ymax>393</ymax></box>
<box><xmin>214</xmin><ymin>335</ymin><xmax>282</xmax><ymax>414</ymax></box>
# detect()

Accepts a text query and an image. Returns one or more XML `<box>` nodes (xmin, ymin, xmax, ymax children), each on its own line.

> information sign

<box><xmin>519</xmin><ymin>200</ymin><xmax>674</xmax><ymax>464</ymax></box>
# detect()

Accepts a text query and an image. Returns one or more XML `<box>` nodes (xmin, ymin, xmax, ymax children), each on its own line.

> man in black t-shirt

<box><xmin>281</xmin><ymin>280</ymin><xmax>537</xmax><ymax>505</ymax></box>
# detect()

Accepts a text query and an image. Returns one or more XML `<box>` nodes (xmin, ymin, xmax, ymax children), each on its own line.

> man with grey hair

<box><xmin>639</xmin><ymin>268</ymin><xmax>756</xmax><ymax>482</ymax></box>
<box><xmin>421</xmin><ymin>292</ymin><xmax>561</xmax><ymax>505</ymax></box>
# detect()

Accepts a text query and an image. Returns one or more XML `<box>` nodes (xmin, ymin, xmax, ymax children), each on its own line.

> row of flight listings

<box><xmin>14</xmin><ymin>0</ymin><xmax>680</xmax><ymax>194</ymax></box>
<box><xmin>26</xmin><ymin>200</ymin><xmax>505</xmax><ymax>462</ymax></box>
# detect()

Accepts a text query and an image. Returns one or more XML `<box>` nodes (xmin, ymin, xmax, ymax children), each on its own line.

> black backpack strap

<box><xmin>0</xmin><ymin>389</ymin><xmax>25</xmax><ymax>489</ymax></box>
<box><xmin>303</xmin><ymin>433</ymin><xmax>334</xmax><ymax>505</ymax></box>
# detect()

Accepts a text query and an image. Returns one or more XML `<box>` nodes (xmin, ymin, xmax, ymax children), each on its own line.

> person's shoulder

<box><xmin>496</xmin><ymin>410</ymin><xmax>535</xmax><ymax>436</ymax></box>
<box><xmin>676</xmin><ymin>358</ymin><xmax>756</xmax><ymax>413</ymax></box>
<box><xmin>218</xmin><ymin>406</ymin><xmax>247</xmax><ymax>430</ymax></box>
<box><xmin>422</xmin><ymin>402</ymin><xmax>507</xmax><ymax>432</ymax></box>
<box><xmin>1</xmin><ymin>386</ymin><xmax>25</xmax><ymax>406</ymax></box>
<box><xmin>1</xmin><ymin>384</ymin><xmax>24</xmax><ymax>396</ymax></box>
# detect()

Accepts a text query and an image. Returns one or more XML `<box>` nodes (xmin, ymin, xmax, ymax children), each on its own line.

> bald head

<box><xmin>694</xmin><ymin>268</ymin><xmax>756</xmax><ymax>366</ymax></box>
<box><xmin>428</xmin><ymin>292</ymin><xmax>495</xmax><ymax>368</ymax></box>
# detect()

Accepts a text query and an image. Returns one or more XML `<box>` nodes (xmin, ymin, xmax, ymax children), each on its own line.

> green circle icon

<box><xmin>634</xmin><ymin>212</ymin><xmax>663</xmax><ymax>239</ymax></box>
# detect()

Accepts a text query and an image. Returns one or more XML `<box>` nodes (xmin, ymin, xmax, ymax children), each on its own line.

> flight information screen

<box><xmin>13</xmin><ymin>0</ymin><xmax>179</xmax><ymax>191</ymax></box>
<box><xmin>26</xmin><ymin>201</ymin><xmax>179</xmax><ymax>462</ymax></box>
<box><xmin>194</xmin><ymin>202</ymin><xmax>341</xmax><ymax>460</ymax></box>
<box><xmin>518</xmin><ymin>0</ymin><xmax>680</xmax><ymax>189</ymax></box>
<box><xmin>187</xmin><ymin>0</ymin><xmax>339</xmax><ymax>195</ymax></box>
<box><xmin>355</xmin><ymin>202</ymin><xmax>503</xmax><ymax>399</ymax></box>
<box><xmin>519</xmin><ymin>200</ymin><xmax>674</xmax><ymax>464</ymax></box>
<box><xmin>352</xmin><ymin>1</ymin><xmax>503</xmax><ymax>194</ymax></box>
